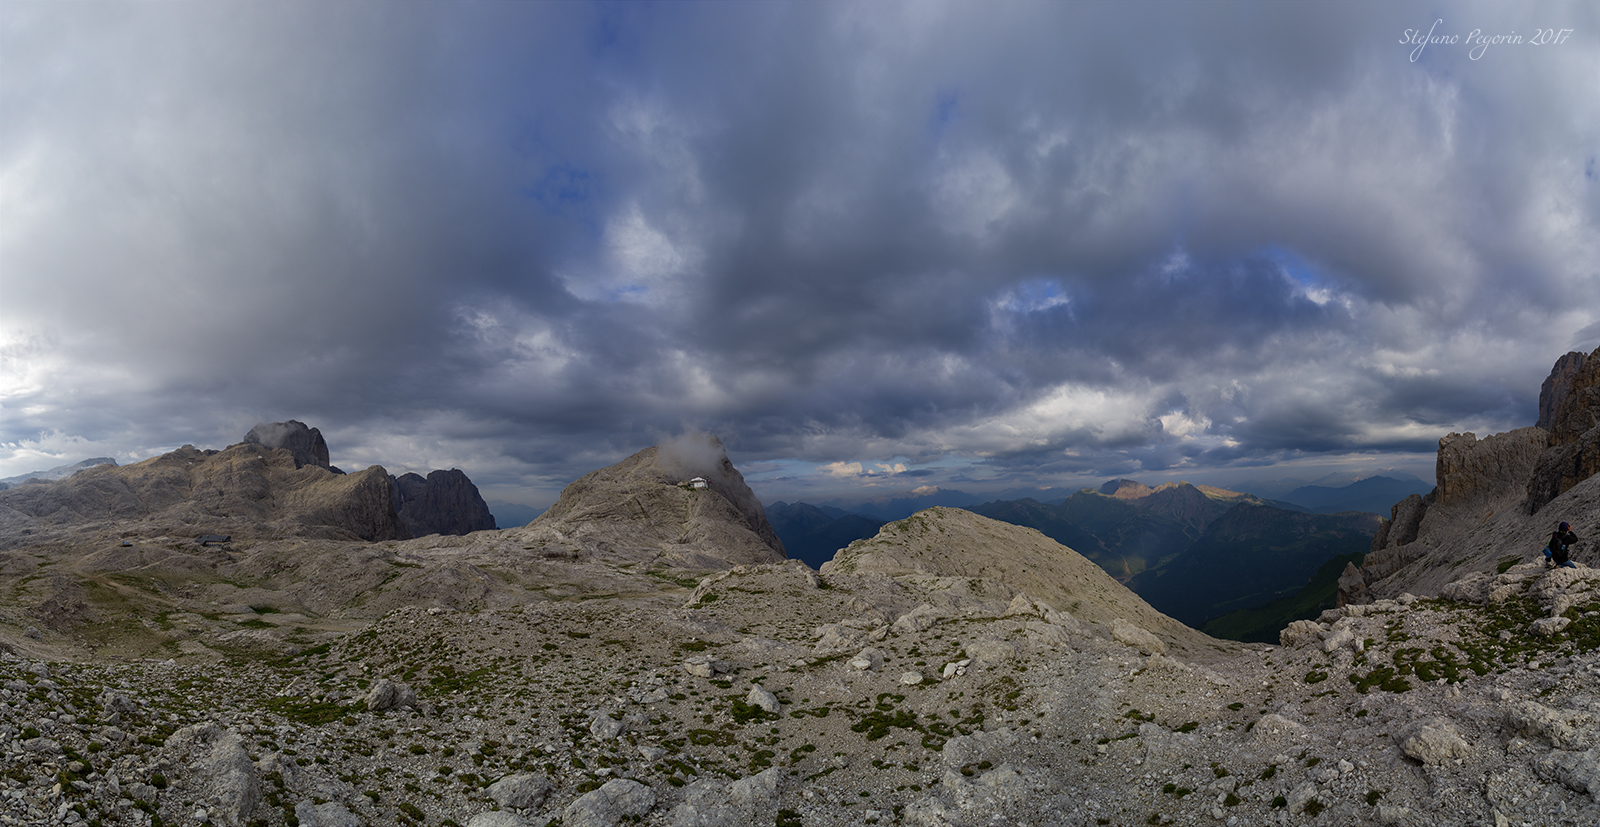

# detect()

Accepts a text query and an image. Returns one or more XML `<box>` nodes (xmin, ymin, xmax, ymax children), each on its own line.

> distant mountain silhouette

<box><xmin>816</xmin><ymin>489</ymin><xmax>978</xmax><ymax>522</ymax></box>
<box><xmin>765</xmin><ymin>501</ymin><xmax>885</xmax><ymax>569</ymax></box>
<box><xmin>1279</xmin><ymin>475</ymin><xmax>1433</xmax><ymax>514</ymax></box>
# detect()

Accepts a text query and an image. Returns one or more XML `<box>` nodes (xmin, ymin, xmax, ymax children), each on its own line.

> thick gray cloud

<box><xmin>3</xmin><ymin>0</ymin><xmax>1598</xmax><ymax>508</ymax></box>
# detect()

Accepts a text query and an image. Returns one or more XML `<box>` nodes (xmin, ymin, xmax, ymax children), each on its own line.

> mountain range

<box><xmin>1</xmin><ymin>347</ymin><xmax>1599</xmax><ymax>826</ymax></box>
<box><xmin>770</xmin><ymin>475</ymin><xmax>1394</xmax><ymax>638</ymax></box>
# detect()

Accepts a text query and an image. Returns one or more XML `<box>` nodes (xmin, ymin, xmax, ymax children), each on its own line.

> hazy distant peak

<box><xmin>0</xmin><ymin>457</ymin><xmax>118</xmax><ymax>487</ymax></box>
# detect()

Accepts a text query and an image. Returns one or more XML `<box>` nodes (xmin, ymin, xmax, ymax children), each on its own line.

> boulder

<box><xmin>1111</xmin><ymin>618</ymin><xmax>1166</xmax><ymax>656</ymax></box>
<box><xmin>1279</xmin><ymin>619</ymin><xmax>1323</xmax><ymax>647</ymax></box>
<box><xmin>1398</xmin><ymin>719</ymin><xmax>1471</xmax><ymax>765</ymax></box>
<box><xmin>466</xmin><ymin>813</ymin><xmax>531</xmax><ymax>827</ymax></box>
<box><xmin>487</xmin><ymin>773</ymin><xmax>553</xmax><ymax>810</ymax></box>
<box><xmin>293</xmin><ymin>801</ymin><xmax>360</xmax><ymax>827</ymax></box>
<box><xmin>745</xmin><ymin>684</ymin><xmax>782</xmax><ymax>714</ymax></box>
<box><xmin>563</xmin><ymin>778</ymin><xmax>656</xmax><ymax>827</ymax></box>
<box><xmin>668</xmin><ymin>767</ymin><xmax>781</xmax><ymax>827</ymax></box>
<box><xmin>363</xmin><ymin>678</ymin><xmax>417</xmax><ymax>712</ymax></box>
<box><xmin>163</xmin><ymin>723</ymin><xmax>262</xmax><ymax>826</ymax></box>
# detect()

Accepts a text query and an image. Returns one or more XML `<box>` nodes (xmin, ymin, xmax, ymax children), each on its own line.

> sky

<box><xmin>3</xmin><ymin>1</ymin><xmax>1599</xmax><ymax>511</ymax></box>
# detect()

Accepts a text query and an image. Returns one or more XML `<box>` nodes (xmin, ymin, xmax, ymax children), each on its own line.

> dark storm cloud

<box><xmin>3</xmin><ymin>1</ymin><xmax>1598</xmax><ymax>506</ymax></box>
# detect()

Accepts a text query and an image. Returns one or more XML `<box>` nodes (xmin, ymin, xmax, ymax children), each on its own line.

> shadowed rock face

<box><xmin>392</xmin><ymin>470</ymin><xmax>497</xmax><ymax>537</ymax></box>
<box><xmin>1538</xmin><ymin>350</ymin><xmax>1589</xmax><ymax>431</ymax></box>
<box><xmin>517</xmin><ymin>435</ymin><xmax>786</xmax><ymax>568</ymax></box>
<box><xmin>243</xmin><ymin>421</ymin><xmax>331</xmax><ymax>470</ymax></box>
<box><xmin>1530</xmin><ymin>346</ymin><xmax>1600</xmax><ymax>514</ymax></box>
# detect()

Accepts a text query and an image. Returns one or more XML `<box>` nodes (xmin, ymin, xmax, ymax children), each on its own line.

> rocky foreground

<box><xmin>8</xmin><ymin>527</ymin><xmax>1600</xmax><ymax>827</ymax></box>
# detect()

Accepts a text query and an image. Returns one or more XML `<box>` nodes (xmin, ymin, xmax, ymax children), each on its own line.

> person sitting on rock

<box><xmin>1545</xmin><ymin>521</ymin><xmax>1578</xmax><ymax>569</ymax></box>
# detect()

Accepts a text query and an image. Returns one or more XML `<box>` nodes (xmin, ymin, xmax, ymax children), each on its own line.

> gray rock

<box><xmin>745</xmin><ymin>684</ymin><xmax>781</xmax><ymax>714</ymax></box>
<box><xmin>1111</xmin><ymin>618</ymin><xmax>1166</xmax><ymax>655</ymax></box>
<box><xmin>244</xmin><ymin>421</ymin><xmax>331</xmax><ymax>469</ymax></box>
<box><xmin>590</xmin><ymin>714</ymin><xmax>625</xmax><ymax>740</ymax></box>
<box><xmin>1321</xmin><ymin>626</ymin><xmax>1355</xmax><ymax>653</ymax></box>
<box><xmin>1531</xmin><ymin>616</ymin><xmax>1572</xmax><ymax>637</ymax></box>
<box><xmin>293</xmin><ymin>801</ymin><xmax>360</xmax><ymax>827</ymax></box>
<box><xmin>668</xmin><ymin>767</ymin><xmax>781</xmax><ymax>826</ymax></box>
<box><xmin>487</xmin><ymin>773</ymin><xmax>552</xmax><ymax>810</ymax></box>
<box><xmin>391</xmin><ymin>469</ymin><xmax>498</xmax><ymax>537</ymax></box>
<box><xmin>466</xmin><ymin>813</ymin><xmax>532</xmax><ymax>827</ymax></box>
<box><xmin>848</xmin><ymin>647</ymin><xmax>883</xmax><ymax>671</ymax></box>
<box><xmin>1507</xmin><ymin>700</ymin><xmax>1596</xmax><ymax>750</ymax></box>
<box><xmin>1279</xmin><ymin>620</ymin><xmax>1323</xmax><ymax>647</ymax></box>
<box><xmin>363</xmin><ymin>678</ymin><xmax>417</xmax><ymax>712</ymax></box>
<box><xmin>517</xmin><ymin>436</ymin><xmax>786</xmax><ymax>568</ymax></box>
<box><xmin>681</xmin><ymin>655</ymin><xmax>725</xmax><ymax>678</ymax></box>
<box><xmin>563</xmin><ymin>778</ymin><xmax>656</xmax><ymax>827</ymax></box>
<box><xmin>163</xmin><ymin>723</ymin><xmax>261</xmax><ymax>826</ymax></box>
<box><xmin>892</xmin><ymin>604</ymin><xmax>944</xmax><ymax>634</ymax></box>
<box><xmin>1398</xmin><ymin>719</ymin><xmax>1471</xmax><ymax>765</ymax></box>
<box><xmin>1535</xmin><ymin>746</ymin><xmax>1600</xmax><ymax>801</ymax></box>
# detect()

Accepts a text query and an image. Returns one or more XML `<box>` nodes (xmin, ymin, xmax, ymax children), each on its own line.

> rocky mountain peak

<box><xmin>517</xmin><ymin>435</ymin><xmax>786</xmax><ymax>568</ymax></box>
<box><xmin>243</xmin><ymin>420</ymin><xmax>331</xmax><ymax>470</ymax></box>
<box><xmin>391</xmin><ymin>469</ymin><xmax>497</xmax><ymax>537</ymax></box>
<box><xmin>1099</xmin><ymin>478</ymin><xmax>1152</xmax><ymax>499</ymax></box>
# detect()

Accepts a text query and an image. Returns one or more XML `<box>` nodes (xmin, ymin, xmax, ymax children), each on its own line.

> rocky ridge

<box><xmin>4</xmin><ymin>410</ymin><xmax>1600</xmax><ymax>827</ymax></box>
<box><xmin>0</xmin><ymin>422</ymin><xmax>497</xmax><ymax>546</ymax></box>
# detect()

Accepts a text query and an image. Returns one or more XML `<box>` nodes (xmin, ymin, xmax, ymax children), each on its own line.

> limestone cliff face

<box><xmin>1361</xmin><ymin>348</ymin><xmax>1600</xmax><ymax>599</ymax></box>
<box><xmin>0</xmin><ymin>442</ymin><xmax>407</xmax><ymax>545</ymax></box>
<box><xmin>1529</xmin><ymin>346</ymin><xmax>1600</xmax><ymax>513</ymax></box>
<box><xmin>1537</xmin><ymin>350</ymin><xmax>1588</xmax><ymax>431</ymax></box>
<box><xmin>0</xmin><ymin>421</ymin><xmax>501</xmax><ymax>546</ymax></box>
<box><xmin>516</xmin><ymin>435</ymin><xmax>787</xmax><ymax>568</ymax></box>
<box><xmin>392</xmin><ymin>470</ymin><xmax>498</xmax><ymax>537</ymax></box>
<box><xmin>1361</xmin><ymin>429</ymin><xmax>1546</xmax><ymax>597</ymax></box>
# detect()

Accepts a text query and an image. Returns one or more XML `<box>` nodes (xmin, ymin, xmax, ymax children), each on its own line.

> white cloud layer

<box><xmin>3</xmin><ymin>0</ymin><xmax>1599</xmax><ymax>507</ymax></box>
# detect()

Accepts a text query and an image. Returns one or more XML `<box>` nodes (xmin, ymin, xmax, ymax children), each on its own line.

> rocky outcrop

<box><xmin>1359</xmin><ymin>428</ymin><xmax>1547</xmax><ymax>596</ymax></box>
<box><xmin>1529</xmin><ymin>346</ymin><xmax>1600</xmax><ymax>513</ymax></box>
<box><xmin>1435</xmin><ymin>428</ymin><xmax>1549</xmax><ymax>508</ymax></box>
<box><xmin>1538</xmin><ymin>350</ymin><xmax>1589</xmax><ymax>431</ymax></box>
<box><xmin>243</xmin><ymin>421</ymin><xmax>331</xmax><ymax>470</ymax></box>
<box><xmin>392</xmin><ymin>470</ymin><xmax>497</xmax><ymax>537</ymax></box>
<box><xmin>517</xmin><ymin>434</ymin><xmax>786</xmax><ymax>568</ymax></box>
<box><xmin>1359</xmin><ymin>349</ymin><xmax>1600</xmax><ymax>599</ymax></box>
<box><xmin>821</xmin><ymin>506</ymin><xmax>1218</xmax><ymax>658</ymax></box>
